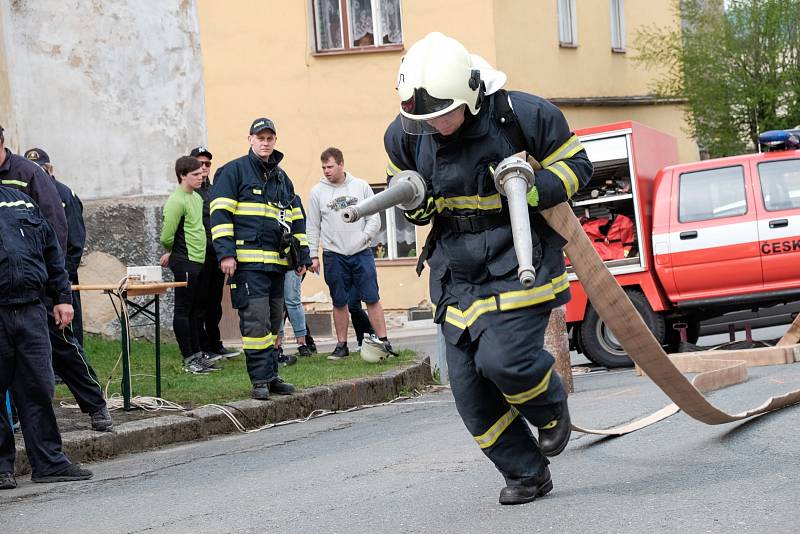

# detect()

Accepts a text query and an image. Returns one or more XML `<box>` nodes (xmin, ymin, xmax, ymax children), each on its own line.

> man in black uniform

<box><xmin>0</xmin><ymin>184</ymin><xmax>93</xmax><ymax>490</ymax></box>
<box><xmin>210</xmin><ymin>118</ymin><xmax>311</xmax><ymax>400</ymax></box>
<box><xmin>24</xmin><ymin>148</ymin><xmax>112</xmax><ymax>432</ymax></box>
<box><xmin>383</xmin><ymin>33</ymin><xmax>592</xmax><ymax>505</ymax></box>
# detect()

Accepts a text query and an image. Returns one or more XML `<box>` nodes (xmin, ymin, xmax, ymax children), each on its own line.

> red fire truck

<box><xmin>567</xmin><ymin>121</ymin><xmax>800</xmax><ymax>367</ymax></box>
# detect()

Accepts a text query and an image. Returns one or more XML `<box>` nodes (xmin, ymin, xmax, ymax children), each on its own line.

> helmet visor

<box><xmin>400</xmin><ymin>104</ymin><xmax>466</xmax><ymax>136</ymax></box>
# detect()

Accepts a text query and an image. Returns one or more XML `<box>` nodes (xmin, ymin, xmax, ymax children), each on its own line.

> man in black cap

<box><xmin>24</xmin><ymin>147</ymin><xmax>112</xmax><ymax>432</ymax></box>
<box><xmin>209</xmin><ymin>118</ymin><xmax>311</xmax><ymax>400</ymax></box>
<box><xmin>189</xmin><ymin>146</ymin><xmax>240</xmax><ymax>361</ymax></box>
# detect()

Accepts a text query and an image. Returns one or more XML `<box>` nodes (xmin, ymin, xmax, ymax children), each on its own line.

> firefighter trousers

<box><xmin>446</xmin><ymin>307</ymin><xmax>566</xmax><ymax>486</ymax></box>
<box><xmin>0</xmin><ymin>302</ymin><xmax>72</xmax><ymax>477</ymax></box>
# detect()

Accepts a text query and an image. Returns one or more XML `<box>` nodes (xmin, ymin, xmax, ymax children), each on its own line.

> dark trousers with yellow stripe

<box><xmin>233</xmin><ymin>271</ymin><xmax>285</xmax><ymax>385</ymax></box>
<box><xmin>446</xmin><ymin>308</ymin><xmax>565</xmax><ymax>486</ymax></box>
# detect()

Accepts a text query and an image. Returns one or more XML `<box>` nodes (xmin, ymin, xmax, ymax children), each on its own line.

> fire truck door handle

<box><xmin>769</xmin><ymin>219</ymin><xmax>788</xmax><ymax>229</ymax></box>
<box><xmin>679</xmin><ymin>230</ymin><xmax>698</xmax><ymax>240</ymax></box>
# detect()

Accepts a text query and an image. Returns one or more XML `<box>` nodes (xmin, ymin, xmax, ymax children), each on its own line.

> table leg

<box><xmin>155</xmin><ymin>295</ymin><xmax>162</xmax><ymax>399</ymax></box>
<box><xmin>121</xmin><ymin>292</ymin><xmax>132</xmax><ymax>411</ymax></box>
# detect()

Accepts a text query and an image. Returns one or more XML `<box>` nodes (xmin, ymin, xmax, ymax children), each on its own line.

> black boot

<box><xmin>269</xmin><ymin>376</ymin><xmax>295</xmax><ymax>395</ymax></box>
<box><xmin>499</xmin><ymin>466</ymin><xmax>553</xmax><ymax>505</ymax></box>
<box><xmin>539</xmin><ymin>400</ymin><xmax>571</xmax><ymax>457</ymax></box>
<box><xmin>251</xmin><ymin>381</ymin><xmax>270</xmax><ymax>401</ymax></box>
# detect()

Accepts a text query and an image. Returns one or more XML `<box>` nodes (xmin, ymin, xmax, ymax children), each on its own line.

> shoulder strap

<box><xmin>493</xmin><ymin>89</ymin><xmax>528</xmax><ymax>153</ymax></box>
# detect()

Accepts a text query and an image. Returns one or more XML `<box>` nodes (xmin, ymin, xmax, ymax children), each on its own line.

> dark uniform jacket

<box><xmin>0</xmin><ymin>186</ymin><xmax>72</xmax><ymax>306</ymax></box>
<box><xmin>198</xmin><ymin>179</ymin><xmax>214</xmax><ymax>248</ymax></box>
<box><xmin>0</xmin><ymin>148</ymin><xmax>68</xmax><ymax>253</ymax></box>
<box><xmin>210</xmin><ymin>149</ymin><xmax>311</xmax><ymax>273</ymax></box>
<box><xmin>384</xmin><ymin>90</ymin><xmax>593</xmax><ymax>343</ymax></box>
<box><xmin>53</xmin><ymin>177</ymin><xmax>86</xmax><ymax>276</ymax></box>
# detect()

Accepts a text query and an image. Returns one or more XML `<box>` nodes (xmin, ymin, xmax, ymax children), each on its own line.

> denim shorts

<box><xmin>322</xmin><ymin>249</ymin><xmax>380</xmax><ymax>307</ymax></box>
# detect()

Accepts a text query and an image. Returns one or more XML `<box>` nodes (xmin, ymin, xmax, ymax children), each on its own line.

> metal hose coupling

<box><xmin>342</xmin><ymin>170</ymin><xmax>428</xmax><ymax>223</ymax></box>
<box><xmin>493</xmin><ymin>156</ymin><xmax>537</xmax><ymax>288</ymax></box>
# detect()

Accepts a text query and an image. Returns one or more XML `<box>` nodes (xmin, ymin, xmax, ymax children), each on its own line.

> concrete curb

<box><xmin>14</xmin><ymin>357</ymin><xmax>432</xmax><ymax>476</ymax></box>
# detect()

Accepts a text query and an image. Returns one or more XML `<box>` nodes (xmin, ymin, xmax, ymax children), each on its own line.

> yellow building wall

<box><xmin>197</xmin><ymin>0</ymin><xmax>690</xmax><ymax>311</ymax></box>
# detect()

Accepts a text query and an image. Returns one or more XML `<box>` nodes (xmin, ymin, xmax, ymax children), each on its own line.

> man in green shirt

<box><xmin>160</xmin><ymin>156</ymin><xmax>218</xmax><ymax>374</ymax></box>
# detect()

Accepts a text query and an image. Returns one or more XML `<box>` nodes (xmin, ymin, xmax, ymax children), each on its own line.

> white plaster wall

<box><xmin>1</xmin><ymin>0</ymin><xmax>206</xmax><ymax>199</ymax></box>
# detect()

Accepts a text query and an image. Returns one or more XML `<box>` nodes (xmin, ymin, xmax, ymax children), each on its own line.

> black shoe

<box><xmin>306</xmin><ymin>335</ymin><xmax>317</xmax><ymax>353</ymax></box>
<box><xmin>251</xmin><ymin>381</ymin><xmax>270</xmax><ymax>401</ymax></box>
<box><xmin>278</xmin><ymin>352</ymin><xmax>298</xmax><ymax>367</ymax></box>
<box><xmin>269</xmin><ymin>376</ymin><xmax>295</xmax><ymax>395</ymax></box>
<box><xmin>31</xmin><ymin>464</ymin><xmax>93</xmax><ymax>483</ymax></box>
<box><xmin>0</xmin><ymin>472</ymin><xmax>16</xmax><ymax>490</ymax></box>
<box><xmin>499</xmin><ymin>467</ymin><xmax>553</xmax><ymax>505</ymax></box>
<box><xmin>539</xmin><ymin>400</ymin><xmax>572</xmax><ymax>457</ymax></box>
<box><xmin>89</xmin><ymin>406</ymin><xmax>113</xmax><ymax>432</ymax></box>
<box><xmin>212</xmin><ymin>346</ymin><xmax>241</xmax><ymax>359</ymax></box>
<box><xmin>297</xmin><ymin>344</ymin><xmax>313</xmax><ymax>357</ymax></box>
<box><xmin>327</xmin><ymin>342</ymin><xmax>349</xmax><ymax>360</ymax></box>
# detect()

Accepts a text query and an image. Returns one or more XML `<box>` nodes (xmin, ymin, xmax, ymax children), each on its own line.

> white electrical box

<box><xmin>127</xmin><ymin>266</ymin><xmax>163</xmax><ymax>284</ymax></box>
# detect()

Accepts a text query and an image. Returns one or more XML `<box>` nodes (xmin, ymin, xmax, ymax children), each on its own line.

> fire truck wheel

<box><xmin>580</xmin><ymin>289</ymin><xmax>666</xmax><ymax>368</ymax></box>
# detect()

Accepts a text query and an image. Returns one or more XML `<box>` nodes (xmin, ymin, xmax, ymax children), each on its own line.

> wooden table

<box><xmin>72</xmin><ymin>282</ymin><xmax>187</xmax><ymax>410</ymax></box>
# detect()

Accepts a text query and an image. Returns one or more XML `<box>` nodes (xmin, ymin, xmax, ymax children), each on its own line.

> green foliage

<box><xmin>634</xmin><ymin>0</ymin><xmax>800</xmax><ymax>157</ymax></box>
<box><xmin>56</xmin><ymin>334</ymin><xmax>416</xmax><ymax>408</ymax></box>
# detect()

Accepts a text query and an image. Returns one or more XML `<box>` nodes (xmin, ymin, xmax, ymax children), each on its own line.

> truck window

<box><xmin>678</xmin><ymin>165</ymin><xmax>746</xmax><ymax>223</ymax></box>
<box><xmin>757</xmin><ymin>159</ymin><xmax>800</xmax><ymax>211</ymax></box>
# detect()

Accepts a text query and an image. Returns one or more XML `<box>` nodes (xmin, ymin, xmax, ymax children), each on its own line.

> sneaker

<box><xmin>297</xmin><ymin>344</ymin><xmax>313</xmax><ymax>357</ymax></box>
<box><xmin>89</xmin><ymin>406</ymin><xmax>113</xmax><ymax>432</ymax></box>
<box><xmin>0</xmin><ymin>472</ymin><xmax>16</xmax><ymax>490</ymax></box>
<box><xmin>327</xmin><ymin>342</ymin><xmax>350</xmax><ymax>360</ymax></box>
<box><xmin>208</xmin><ymin>346</ymin><xmax>241</xmax><ymax>360</ymax></box>
<box><xmin>203</xmin><ymin>351</ymin><xmax>224</xmax><ymax>363</ymax></box>
<box><xmin>278</xmin><ymin>352</ymin><xmax>298</xmax><ymax>367</ymax></box>
<box><xmin>269</xmin><ymin>376</ymin><xmax>295</xmax><ymax>395</ymax></box>
<box><xmin>183</xmin><ymin>359</ymin><xmax>212</xmax><ymax>374</ymax></box>
<box><xmin>197</xmin><ymin>353</ymin><xmax>222</xmax><ymax>371</ymax></box>
<box><xmin>31</xmin><ymin>464</ymin><xmax>93</xmax><ymax>483</ymax></box>
<box><xmin>251</xmin><ymin>381</ymin><xmax>270</xmax><ymax>401</ymax></box>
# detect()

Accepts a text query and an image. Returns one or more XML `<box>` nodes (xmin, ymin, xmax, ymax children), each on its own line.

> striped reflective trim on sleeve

<box><xmin>503</xmin><ymin>367</ymin><xmax>553</xmax><ymax>405</ymax></box>
<box><xmin>241</xmin><ymin>333</ymin><xmax>274</xmax><ymax>351</ymax></box>
<box><xmin>210</xmin><ymin>197</ymin><xmax>238</xmax><ymax>213</ymax></box>
<box><xmin>1</xmin><ymin>180</ymin><xmax>29</xmax><ymax>188</ymax></box>
<box><xmin>473</xmin><ymin>408</ymin><xmax>519</xmax><ymax>449</ymax></box>
<box><xmin>287</xmin><ymin>207</ymin><xmax>304</xmax><ymax>221</ymax></box>
<box><xmin>547</xmin><ymin>160</ymin><xmax>580</xmax><ymax>198</ymax></box>
<box><xmin>0</xmin><ymin>200</ymin><xmax>34</xmax><ymax>209</ymax></box>
<box><xmin>540</xmin><ymin>134</ymin><xmax>584</xmax><ymax>168</ymax></box>
<box><xmin>294</xmin><ymin>233</ymin><xmax>309</xmax><ymax>246</ymax></box>
<box><xmin>497</xmin><ymin>272</ymin><xmax>569</xmax><ymax>311</ymax></box>
<box><xmin>386</xmin><ymin>159</ymin><xmax>402</xmax><ymax>177</ymax></box>
<box><xmin>211</xmin><ymin>223</ymin><xmax>234</xmax><ymax>240</ymax></box>
<box><xmin>434</xmin><ymin>194</ymin><xmax>502</xmax><ymax>213</ymax></box>
<box><xmin>235</xmin><ymin>249</ymin><xmax>289</xmax><ymax>266</ymax></box>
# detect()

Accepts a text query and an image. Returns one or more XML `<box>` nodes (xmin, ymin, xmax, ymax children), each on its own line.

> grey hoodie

<box><xmin>307</xmin><ymin>172</ymin><xmax>381</xmax><ymax>258</ymax></box>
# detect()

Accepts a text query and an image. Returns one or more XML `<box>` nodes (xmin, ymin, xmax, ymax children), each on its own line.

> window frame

<box><xmin>610</xmin><ymin>0</ymin><xmax>626</xmax><ymax>52</ymax></box>
<box><xmin>311</xmin><ymin>0</ymin><xmax>405</xmax><ymax>56</ymax></box>
<box><xmin>557</xmin><ymin>0</ymin><xmax>578</xmax><ymax>48</ymax></box>
<box><xmin>369</xmin><ymin>183</ymin><xmax>418</xmax><ymax>262</ymax></box>
<box><xmin>677</xmin><ymin>165</ymin><xmax>748</xmax><ymax>223</ymax></box>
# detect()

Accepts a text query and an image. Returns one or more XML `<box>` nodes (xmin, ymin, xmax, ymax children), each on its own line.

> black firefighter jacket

<box><xmin>0</xmin><ymin>186</ymin><xmax>72</xmax><ymax>306</ymax></box>
<box><xmin>53</xmin><ymin>177</ymin><xmax>86</xmax><ymax>276</ymax></box>
<box><xmin>210</xmin><ymin>149</ymin><xmax>311</xmax><ymax>275</ymax></box>
<box><xmin>383</xmin><ymin>90</ymin><xmax>593</xmax><ymax>343</ymax></box>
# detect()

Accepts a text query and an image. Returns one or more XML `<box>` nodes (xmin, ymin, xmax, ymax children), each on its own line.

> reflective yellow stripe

<box><xmin>462</xmin><ymin>297</ymin><xmax>497</xmax><ymax>327</ymax></box>
<box><xmin>503</xmin><ymin>367</ymin><xmax>553</xmax><ymax>405</ymax></box>
<box><xmin>434</xmin><ymin>194</ymin><xmax>502</xmax><ymax>213</ymax></box>
<box><xmin>445</xmin><ymin>307</ymin><xmax>467</xmax><ymax>329</ymax></box>
<box><xmin>211</xmin><ymin>223</ymin><xmax>234</xmax><ymax>240</ymax></box>
<box><xmin>386</xmin><ymin>159</ymin><xmax>402</xmax><ymax>177</ymax></box>
<box><xmin>0</xmin><ymin>200</ymin><xmax>34</xmax><ymax>208</ymax></box>
<box><xmin>548</xmin><ymin>160</ymin><xmax>579</xmax><ymax>198</ymax></box>
<box><xmin>210</xmin><ymin>197</ymin><xmax>238</xmax><ymax>213</ymax></box>
<box><xmin>235</xmin><ymin>249</ymin><xmax>289</xmax><ymax>266</ymax></box>
<box><xmin>498</xmin><ymin>272</ymin><xmax>569</xmax><ymax>311</ymax></box>
<box><xmin>1</xmin><ymin>180</ymin><xmax>28</xmax><ymax>188</ymax></box>
<box><xmin>294</xmin><ymin>233</ymin><xmax>309</xmax><ymax>246</ymax></box>
<box><xmin>235</xmin><ymin>202</ymin><xmax>280</xmax><ymax>217</ymax></box>
<box><xmin>474</xmin><ymin>408</ymin><xmax>518</xmax><ymax>449</ymax></box>
<box><xmin>541</xmin><ymin>135</ymin><xmax>583</xmax><ymax>168</ymax></box>
<box><xmin>242</xmin><ymin>334</ymin><xmax>273</xmax><ymax>350</ymax></box>
<box><xmin>540</xmin><ymin>418</ymin><xmax>558</xmax><ymax>430</ymax></box>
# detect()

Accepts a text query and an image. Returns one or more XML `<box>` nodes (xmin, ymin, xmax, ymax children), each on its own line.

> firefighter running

<box><xmin>383</xmin><ymin>33</ymin><xmax>592</xmax><ymax>504</ymax></box>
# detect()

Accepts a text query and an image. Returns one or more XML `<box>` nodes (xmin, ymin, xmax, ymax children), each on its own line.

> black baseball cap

<box><xmin>249</xmin><ymin>117</ymin><xmax>276</xmax><ymax>135</ymax></box>
<box><xmin>24</xmin><ymin>148</ymin><xmax>50</xmax><ymax>165</ymax></box>
<box><xmin>189</xmin><ymin>146</ymin><xmax>213</xmax><ymax>159</ymax></box>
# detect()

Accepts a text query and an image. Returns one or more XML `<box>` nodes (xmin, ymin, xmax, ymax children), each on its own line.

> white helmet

<box><xmin>360</xmin><ymin>336</ymin><xmax>394</xmax><ymax>363</ymax></box>
<box><xmin>396</xmin><ymin>32</ymin><xmax>507</xmax><ymax>134</ymax></box>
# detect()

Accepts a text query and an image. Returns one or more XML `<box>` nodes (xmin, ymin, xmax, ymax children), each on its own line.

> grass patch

<box><xmin>55</xmin><ymin>334</ymin><xmax>416</xmax><ymax>408</ymax></box>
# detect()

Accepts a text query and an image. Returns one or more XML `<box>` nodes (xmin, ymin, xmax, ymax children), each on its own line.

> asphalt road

<box><xmin>2</xmin><ymin>332</ymin><xmax>799</xmax><ymax>533</ymax></box>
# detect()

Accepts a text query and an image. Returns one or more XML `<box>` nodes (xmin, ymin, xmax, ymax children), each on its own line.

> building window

<box><xmin>557</xmin><ymin>0</ymin><xmax>578</xmax><ymax>47</ymax></box>
<box><xmin>370</xmin><ymin>185</ymin><xmax>417</xmax><ymax>260</ymax></box>
<box><xmin>610</xmin><ymin>0</ymin><xmax>626</xmax><ymax>52</ymax></box>
<box><xmin>312</xmin><ymin>0</ymin><xmax>403</xmax><ymax>54</ymax></box>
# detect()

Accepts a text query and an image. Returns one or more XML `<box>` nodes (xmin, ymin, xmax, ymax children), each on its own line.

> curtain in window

<box><xmin>315</xmin><ymin>0</ymin><xmax>342</xmax><ymax>50</ymax></box>
<box><xmin>379</xmin><ymin>0</ymin><xmax>402</xmax><ymax>44</ymax></box>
